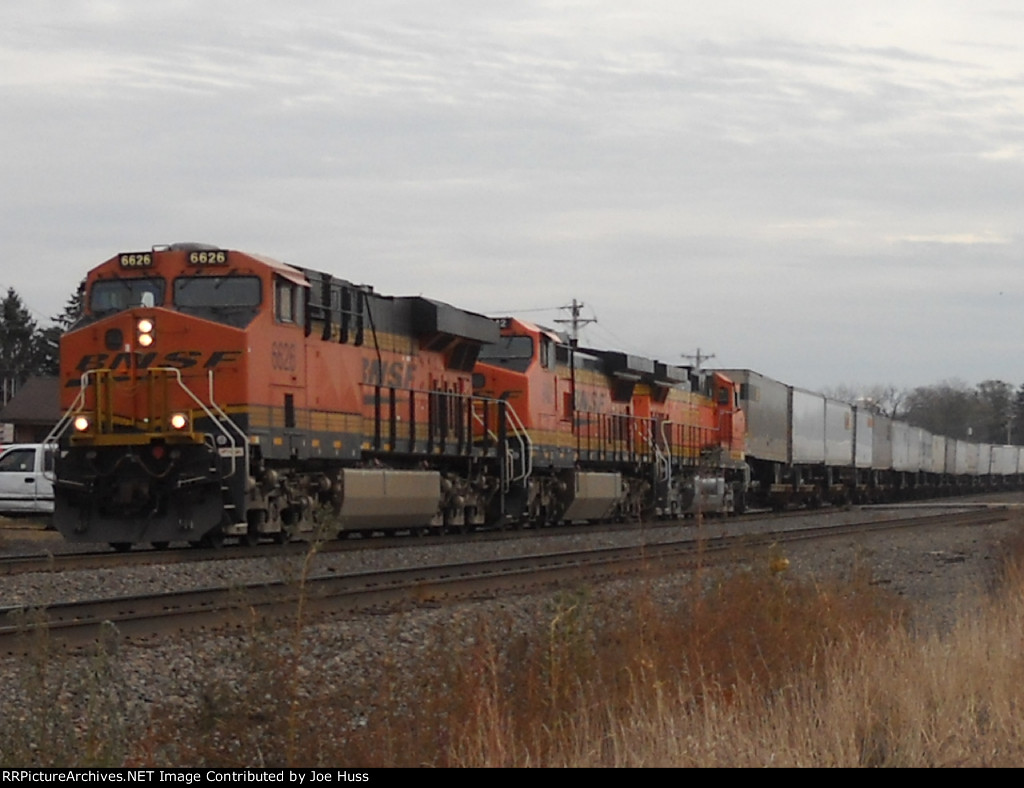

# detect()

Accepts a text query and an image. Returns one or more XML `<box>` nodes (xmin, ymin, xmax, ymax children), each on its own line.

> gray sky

<box><xmin>3</xmin><ymin>1</ymin><xmax>1023</xmax><ymax>393</ymax></box>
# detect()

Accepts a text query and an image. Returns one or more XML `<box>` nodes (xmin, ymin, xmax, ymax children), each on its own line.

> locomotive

<box><xmin>50</xmin><ymin>243</ymin><xmax>500</xmax><ymax>549</ymax></box>
<box><xmin>47</xmin><ymin>243</ymin><xmax>746</xmax><ymax>550</ymax></box>
<box><xmin>473</xmin><ymin>317</ymin><xmax>748</xmax><ymax>522</ymax></box>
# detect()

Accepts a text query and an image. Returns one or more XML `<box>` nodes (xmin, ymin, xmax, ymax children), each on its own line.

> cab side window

<box><xmin>540</xmin><ymin>338</ymin><xmax>553</xmax><ymax>369</ymax></box>
<box><xmin>276</xmin><ymin>280</ymin><xmax>294</xmax><ymax>323</ymax></box>
<box><xmin>275</xmin><ymin>279</ymin><xmax>304</xmax><ymax>325</ymax></box>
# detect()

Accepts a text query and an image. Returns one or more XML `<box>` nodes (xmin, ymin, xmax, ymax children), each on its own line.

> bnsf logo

<box><xmin>72</xmin><ymin>350</ymin><xmax>243</xmax><ymax>375</ymax></box>
<box><xmin>362</xmin><ymin>358</ymin><xmax>416</xmax><ymax>388</ymax></box>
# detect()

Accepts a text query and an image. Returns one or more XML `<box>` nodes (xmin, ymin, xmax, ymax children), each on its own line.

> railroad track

<box><xmin>3</xmin><ymin>498</ymin><xmax>1014</xmax><ymax>576</ymax></box>
<box><xmin>0</xmin><ymin>507</ymin><xmax>1012</xmax><ymax>654</ymax></box>
<box><xmin>0</xmin><ymin>511</ymin><xmax>744</xmax><ymax>575</ymax></box>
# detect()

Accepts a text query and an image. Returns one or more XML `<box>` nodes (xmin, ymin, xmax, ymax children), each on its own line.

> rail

<box><xmin>1</xmin><ymin>507</ymin><xmax>1008</xmax><ymax>651</ymax></box>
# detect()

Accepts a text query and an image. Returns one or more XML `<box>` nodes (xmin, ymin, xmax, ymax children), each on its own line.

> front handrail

<box><xmin>44</xmin><ymin>367</ymin><xmax>245</xmax><ymax>481</ymax></box>
<box><xmin>206</xmin><ymin>369</ymin><xmax>249</xmax><ymax>482</ymax></box>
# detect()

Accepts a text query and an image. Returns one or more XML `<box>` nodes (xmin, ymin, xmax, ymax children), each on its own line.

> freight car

<box><xmin>718</xmin><ymin>368</ymin><xmax>1024</xmax><ymax>508</ymax></box>
<box><xmin>46</xmin><ymin>244</ymin><xmax>747</xmax><ymax>550</ymax></box>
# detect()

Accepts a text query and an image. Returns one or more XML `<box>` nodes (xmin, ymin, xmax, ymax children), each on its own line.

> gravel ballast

<box><xmin>1</xmin><ymin>499</ymin><xmax>1021</xmax><ymax>750</ymax></box>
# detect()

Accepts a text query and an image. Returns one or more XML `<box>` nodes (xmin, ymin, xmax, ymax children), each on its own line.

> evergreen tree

<box><xmin>34</xmin><ymin>280</ymin><xmax>85</xmax><ymax>376</ymax></box>
<box><xmin>53</xmin><ymin>279</ymin><xmax>85</xmax><ymax>331</ymax></box>
<box><xmin>0</xmin><ymin>287</ymin><xmax>39</xmax><ymax>404</ymax></box>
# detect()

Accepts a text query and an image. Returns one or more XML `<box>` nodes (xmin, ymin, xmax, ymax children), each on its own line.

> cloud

<box><xmin>2</xmin><ymin>1</ymin><xmax>1024</xmax><ymax>391</ymax></box>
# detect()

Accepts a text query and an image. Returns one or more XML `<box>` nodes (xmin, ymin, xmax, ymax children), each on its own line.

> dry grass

<box><xmin>4</xmin><ymin>529</ymin><xmax>1024</xmax><ymax>767</ymax></box>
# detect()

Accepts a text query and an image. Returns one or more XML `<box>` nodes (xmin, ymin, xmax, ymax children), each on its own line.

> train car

<box><xmin>824</xmin><ymin>397</ymin><xmax>855</xmax><ymax>501</ymax></box>
<box><xmin>991</xmin><ymin>444</ymin><xmax>1018</xmax><ymax>488</ymax></box>
<box><xmin>851</xmin><ymin>405</ymin><xmax>875</xmax><ymax>501</ymax></box>
<box><xmin>472</xmin><ymin>318</ymin><xmax>747</xmax><ymax>524</ymax></box>
<box><xmin>712</xmin><ymin>370</ymin><xmax>1013</xmax><ymax>506</ymax></box>
<box><xmin>978</xmin><ymin>443</ymin><xmax>993</xmax><ymax>486</ymax></box>
<box><xmin>717</xmin><ymin>369</ymin><xmax>862</xmax><ymax>507</ymax></box>
<box><xmin>946</xmin><ymin>437</ymin><xmax>978</xmax><ymax>494</ymax></box>
<box><xmin>47</xmin><ymin>243</ymin><xmax>504</xmax><ymax>549</ymax></box>
<box><xmin>926</xmin><ymin>433</ymin><xmax>947</xmax><ymax>495</ymax></box>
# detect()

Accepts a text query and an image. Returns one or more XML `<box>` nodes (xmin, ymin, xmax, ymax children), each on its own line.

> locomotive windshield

<box><xmin>173</xmin><ymin>275</ymin><xmax>262</xmax><ymax>328</ymax></box>
<box><xmin>476</xmin><ymin>336</ymin><xmax>534</xmax><ymax>372</ymax></box>
<box><xmin>90</xmin><ymin>277</ymin><xmax>166</xmax><ymax>315</ymax></box>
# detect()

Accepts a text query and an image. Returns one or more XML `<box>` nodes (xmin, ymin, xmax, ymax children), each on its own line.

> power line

<box><xmin>486</xmin><ymin>305</ymin><xmax>564</xmax><ymax>314</ymax></box>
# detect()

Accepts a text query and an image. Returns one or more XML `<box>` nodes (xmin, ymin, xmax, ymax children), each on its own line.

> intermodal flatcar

<box><xmin>719</xmin><ymin>368</ymin><xmax>1024</xmax><ymax>507</ymax></box>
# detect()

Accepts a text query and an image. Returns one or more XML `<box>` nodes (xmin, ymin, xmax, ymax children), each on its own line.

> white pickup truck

<box><xmin>0</xmin><ymin>443</ymin><xmax>56</xmax><ymax>517</ymax></box>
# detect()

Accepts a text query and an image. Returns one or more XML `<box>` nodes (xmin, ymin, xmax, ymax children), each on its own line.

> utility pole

<box><xmin>681</xmin><ymin>348</ymin><xmax>715</xmax><ymax>371</ymax></box>
<box><xmin>554</xmin><ymin>299</ymin><xmax>597</xmax><ymax>346</ymax></box>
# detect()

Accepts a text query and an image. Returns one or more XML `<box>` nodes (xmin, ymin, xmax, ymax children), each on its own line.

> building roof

<box><xmin>0</xmin><ymin>376</ymin><xmax>61</xmax><ymax>425</ymax></box>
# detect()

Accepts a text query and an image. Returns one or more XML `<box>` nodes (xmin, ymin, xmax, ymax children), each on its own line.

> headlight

<box><xmin>73</xmin><ymin>415</ymin><xmax>91</xmax><ymax>432</ymax></box>
<box><xmin>169</xmin><ymin>412</ymin><xmax>188</xmax><ymax>430</ymax></box>
<box><xmin>137</xmin><ymin>317</ymin><xmax>155</xmax><ymax>347</ymax></box>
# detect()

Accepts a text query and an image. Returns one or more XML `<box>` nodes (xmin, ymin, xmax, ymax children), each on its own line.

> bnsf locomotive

<box><xmin>48</xmin><ymin>244</ymin><xmax>746</xmax><ymax>550</ymax></box>
<box><xmin>473</xmin><ymin>318</ymin><xmax>748</xmax><ymax>522</ymax></box>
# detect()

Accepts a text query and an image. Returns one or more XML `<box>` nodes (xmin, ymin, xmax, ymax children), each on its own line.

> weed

<box><xmin>7</xmin><ymin>519</ymin><xmax>1024</xmax><ymax>766</ymax></box>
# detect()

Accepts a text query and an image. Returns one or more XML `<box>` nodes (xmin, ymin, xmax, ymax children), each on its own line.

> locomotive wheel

<box><xmin>441</xmin><ymin>510</ymin><xmax>467</xmax><ymax>535</ymax></box>
<box><xmin>732</xmin><ymin>486</ymin><xmax>747</xmax><ymax>515</ymax></box>
<box><xmin>200</xmin><ymin>532</ymin><xmax>225</xmax><ymax>549</ymax></box>
<box><xmin>245</xmin><ymin>511</ymin><xmax>267</xmax><ymax>547</ymax></box>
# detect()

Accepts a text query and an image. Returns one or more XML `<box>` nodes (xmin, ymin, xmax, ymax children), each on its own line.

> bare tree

<box><xmin>821</xmin><ymin>383</ymin><xmax>906</xmax><ymax>418</ymax></box>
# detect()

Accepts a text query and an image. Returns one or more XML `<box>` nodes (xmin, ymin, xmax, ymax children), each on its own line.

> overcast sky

<box><xmin>3</xmin><ymin>1</ymin><xmax>1023</xmax><ymax>393</ymax></box>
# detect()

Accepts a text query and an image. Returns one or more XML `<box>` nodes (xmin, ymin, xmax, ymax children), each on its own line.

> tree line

<box><xmin>0</xmin><ymin>284</ymin><xmax>82</xmax><ymax>406</ymax></box>
<box><xmin>822</xmin><ymin>379</ymin><xmax>1024</xmax><ymax>446</ymax></box>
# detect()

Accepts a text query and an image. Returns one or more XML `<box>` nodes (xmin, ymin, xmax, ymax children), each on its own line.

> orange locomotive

<box><xmin>472</xmin><ymin>317</ymin><xmax>748</xmax><ymax>524</ymax></box>
<box><xmin>49</xmin><ymin>243</ymin><xmax>501</xmax><ymax>549</ymax></box>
